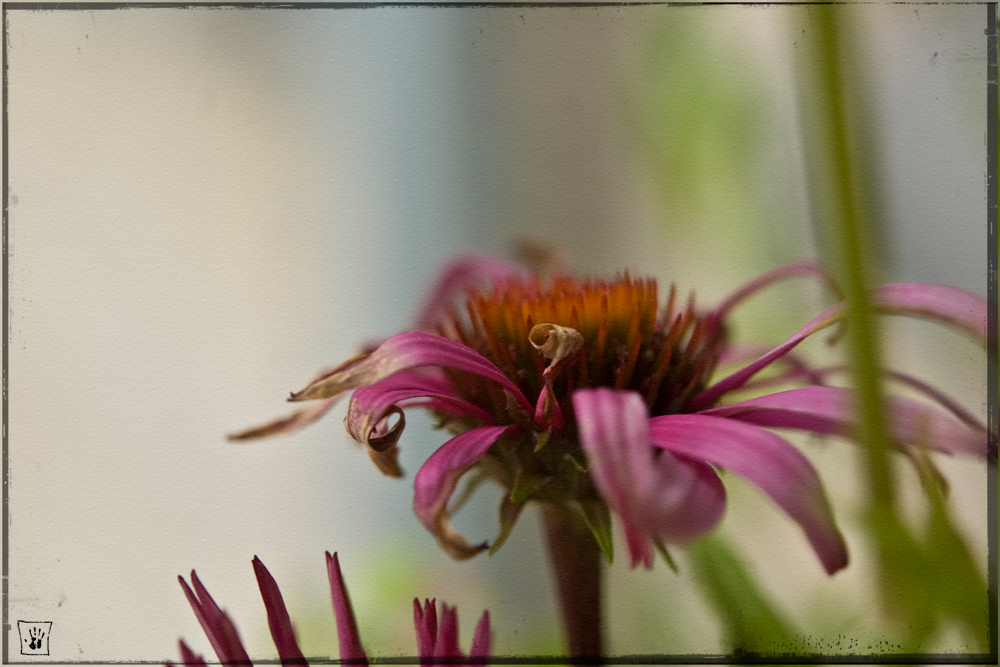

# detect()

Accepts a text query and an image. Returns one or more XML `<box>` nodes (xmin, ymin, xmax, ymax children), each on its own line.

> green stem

<box><xmin>808</xmin><ymin>6</ymin><xmax>896</xmax><ymax>508</ymax></box>
<box><xmin>541</xmin><ymin>504</ymin><xmax>603</xmax><ymax>663</ymax></box>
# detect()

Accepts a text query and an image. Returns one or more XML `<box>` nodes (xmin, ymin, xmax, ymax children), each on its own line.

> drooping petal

<box><xmin>694</xmin><ymin>282</ymin><xmax>989</xmax><ymax>410</ymax></box>
<box><xmin>573</xmin><ymin>388</ymin><xmax>726</xmax><ymax>569</ymax></box>
<box><xmin>413</xmin><ymin>425</ymin><xmax>515</xmax><ymax>560</ymax></box>
<box><xmin>178</xmin><ymin>640</ymin><xmax>209</xmax><ymax>667</ymax></box>
<box><xmin>414</xmin><ymin>254</ymin><xmax>522</xmax><ymax>332</ymax></box>
<box><xmin>873</xmin><ymin>283</ymin><xmax>988</xmax><ymax>345</ymax></box>
<box><xmin>346</xmin><ymin>370</ymin><xmax>494</xmax><ymax>449</ymax></box>
<box><xmin>324</xmin><ymin>552</ymin><xmax>368</xmax><ymax>665</ymax></box>
<box><xmin>289</xmin><ymin>332</ymin><xmax>533</xmax><ymax>417</ymax></box>
<box><xmin>690</xmin><ymin>303</ymin><xmax>847</xmax><ymax>410</ymax></box>
<box><xmin>715</xmin><ymin>343</ymin><xmax>828</xmax><ymax>390</ymax></box>
<box><xmin>228</xmin><ymin>396</ymin><xmax>342</xmax><ymax>441</ymax></box>
<box><xmin>251</xmin><ymin>557</ymin><xmax>307</xmax><ymax>667</ymax></box>
<box><xmin>469</xmin><ymin>611</ymin><xmax>491</xmax><ymax>664</ymax></box>
<box><xmin>648</xmin><ymin>414</ymin><xmax>849</xmax><ymax>575</ymax></box>
<box><xmin>178</xmin><ymin>572</ymin><xmax>253</xmax><ymax>667</ymax></box>
<box><xmin>880</xmin><ymin>369</ymin><xmax>987</xmax><ymax>432</ymax></box>
<box><xmin>701</xmin><ymin>386</ymin><xmax>987</xmax><ymax>458</ymax></box>
<box><xmin>712</xmin><ymin>261</ymin><xmax>840</xmax><ymax>321</ymax></box>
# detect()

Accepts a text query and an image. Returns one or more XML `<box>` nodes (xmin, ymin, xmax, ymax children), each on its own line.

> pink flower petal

<box><xmin>414</xmin><ymin>254</ymin><xmax>522</xmax><ymax>332</ymax></box>
<box><xmin>649</xmin><ymin>414</ymin><xmax>849</xmax><ymax>575</ymax></box>
<box><xmin>178</xmin><ymin>572</ymin><xmax>253</xmax><ymax>667</ymax></box>
<box><xmin>695</xmin><ymin>282</ymin><xmax>988</xmax><ymax>410</ymax></box>
<box><xmin>691</xmin><ymin>303</ymin><xmax>846</xmax><ymax>410</ymax></box>
<box><xmin>573</xmin><ymin>389</ymin><xmax>726</xmax><ymax>569</ymax></box>
<box><xmin>712</xmin><ymin>261</ymin><xmax>840</xmax><ymax>321</ymax></box>
<box><xmin>290</xmin><ymin>332</ymin><xmax>533</xmax><ymax>417</ymax></box>
<box><xmin>346</xmin><ymin>370</ymin><xmax>494</xmax><ymax>447</ymax></box>
<box><xmin>702</xmin><ymin>386</ymin><xmax>987</xmax><ymax>458</ymax></box>
<box><xmin>469</xmin><ymin>611</ymin><xmax>491</xmax><ymax>664</ymax></box>
<box><xmin>874</xmin><ymin>283</ymin><xmax>987</xmax><ymax>345</ymax></box>
<box><xmin>880</xmin><ymin>369</ymin><xmax>987</xmax><ymax>432</ymax></box>
<box><xmin>251</xmin><ymin>557</ymin><xmax>307</xmax><ymax>667</ymax></box>
<box><xmin>413</xmin><ymin>425</ymin><xmax>515</xmax><ymax>560</ymax></box>
<box><xmin>324</xmin><ymin>552</ymin><xmax>368</xmax><ymax>665</ymax></box>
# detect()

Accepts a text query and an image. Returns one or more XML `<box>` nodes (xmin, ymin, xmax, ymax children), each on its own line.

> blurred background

<box><xmin>4</xmin><ymin>3</ymin><xmax>990</xmax><ymax>661</ymax></box>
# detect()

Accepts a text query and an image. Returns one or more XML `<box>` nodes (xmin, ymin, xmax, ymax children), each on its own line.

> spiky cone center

<box><xmin>433</xmin><ymin>273</ymin><xmax>727</xmax><ymax>507</ymax></box>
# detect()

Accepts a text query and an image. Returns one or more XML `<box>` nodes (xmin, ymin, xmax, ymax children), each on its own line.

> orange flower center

<box><xmin>433</xmin><ymin>274</ymin><xmax>727</xmax><ymax>427</ymax></box>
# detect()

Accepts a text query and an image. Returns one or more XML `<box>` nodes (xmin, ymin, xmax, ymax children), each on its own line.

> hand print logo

<box><xmin>17</xmin><ymin>621</ymin><xmax>51</xmax><ymax>656</ymax></box>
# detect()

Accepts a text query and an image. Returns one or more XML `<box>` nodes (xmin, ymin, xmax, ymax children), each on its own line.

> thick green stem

<box><xmin>805</xmin><ymin>6</ymin><xmax>896</xmax><ymax>509</ymax></box>
<box><xmin>541</xmin><ymin>504</ymin><xmax>603</xmax><ymax>663</ymax></box>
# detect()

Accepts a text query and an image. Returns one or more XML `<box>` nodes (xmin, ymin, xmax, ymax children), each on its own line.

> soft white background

<box><xmin>4</xmin><ymin>3</ymin><xmax>989</xmax><ymax>662</ymax></box>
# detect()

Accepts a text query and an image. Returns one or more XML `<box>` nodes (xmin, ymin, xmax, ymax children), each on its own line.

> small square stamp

<box><xmin>17</xmin><ymin>621</ymin><xmax>52</xmax><ymax>656</ymax></box>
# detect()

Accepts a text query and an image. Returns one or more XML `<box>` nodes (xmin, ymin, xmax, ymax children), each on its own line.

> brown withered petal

<box><xmin>228</xmin><ymin>396</ymin><xmax>342</xmax><ymax>441</ymax></box>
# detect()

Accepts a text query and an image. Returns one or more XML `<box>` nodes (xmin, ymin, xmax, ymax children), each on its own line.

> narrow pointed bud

<box><xmin>325</xmin><ymin>552</ymin><xmax>368</xmax><ymax>665</ymax></box>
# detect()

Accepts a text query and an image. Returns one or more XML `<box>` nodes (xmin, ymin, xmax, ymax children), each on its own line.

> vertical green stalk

<box><xmin>804</xmin><ymin>6</ymin><xmax>896</xmax><ymax>509</ymax></box>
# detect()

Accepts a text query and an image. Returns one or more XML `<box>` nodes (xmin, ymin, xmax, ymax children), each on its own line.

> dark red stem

<box><xmin>541</xmin><ymin>504</ymin><xmax>603</xmax><ymax>664</ymax></box>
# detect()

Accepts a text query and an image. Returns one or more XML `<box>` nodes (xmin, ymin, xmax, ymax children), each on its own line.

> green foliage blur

<box><xmin>626</xmin><ymin>6</ymin><xmax>992</xmax><ymax>659</ymax></box>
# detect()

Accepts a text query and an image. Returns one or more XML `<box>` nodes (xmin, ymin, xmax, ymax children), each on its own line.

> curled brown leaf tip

<box><xmin>228</xmin><ymin>395</ymin><xmax>343</xmax><ymax>442</ymax></box>
<box><xmin>367</xmin><ymin>445</ymin><xmax>404</xmax><ymax>478</ymax></box>
<box><xmin>529</xmin><ymin>323</ymin><xmax>584</xmax><ymax>368</ymax></box>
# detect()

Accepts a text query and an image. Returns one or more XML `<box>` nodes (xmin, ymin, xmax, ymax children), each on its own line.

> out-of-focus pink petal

<box><xmin>289</xmin><ymin>332</ymin><xmax>533</xmax><ymax>417</ymax></box>
<box><xmin>712</xmin><ymin>261</ymin><xmax>840</xmax><ymax>321</ymax></box>
<box><xmin>414</xmin><ymin>254</ymin><xmax>522</xmax><ymax>332</ymax></box>
<box><xmin>573</xmin><ymin>389</ymin><xmax>726</xmax><ymax>569</ymax></box>
<box><xmin>690</xmin><ymin>303</ymin><xmax>847</xmax><ymax>410</ymax></box>
<box><xmin>346</xmin><ymin>370</ymin><xmax>494</xmax><ymax>448</ymax></box>
<box><xmin>251</xmin><ymin>557</ymin><xmax>306</xmax><ymax>667</ymax></box>
<box><xmin>179</xmin><ymin>572</ymin><xmax>252</xmax><ymax>667</ymax></box>
<box><xmin>649</xmin><ymin>414</ymin><xmax>849</xmax><ymax>575</ymax></box>
<box><xmin>324</xmin><ymin>552</ymin><xmax>368</xmax><ymax>665</ymax></box>
<box><xmin>412</xmin><ymin>598</ymin><xmax>437</xmax><ymax>659</ymax></box>
<box><xmin>178</xmin><ymin>640</ymin><xmax>209</xmax><ymax>667</ymax></box>
<box><xmin>413</xmin><ymin>425</ymin><xmax>515</xmax><ymax>560</ymax></box>
<box><xmin>469</xmin><ymin>611</ymin><xmax>491</xmax><ymax>664</ymax></box>
<box><xmin>715</xmin><ymin>343</ymin><xmax>828</xmax><ymax>389</ymax></box>
<box><xmin>702</xmin><ymin>386</ymin><xmax>987</xmax><ymax>458</ymax></box>
<box><xmin>874</xmin><ymin>283</ymin><xmax>987</xmax><ymax>345</ymax></box>
<box><xmin>433</xmin><ymin>603</ymin><xmax>462</xmax><ymax>659</ymax></box>
<box><xmin>881</xmin><ymin>369</ymin><xmax>987</xmax><ymax>432</ymax></box>
<box><xmin>695</xmin><ymin>282</ymin><xmax>988</xmax><ymax>410</ymax></box>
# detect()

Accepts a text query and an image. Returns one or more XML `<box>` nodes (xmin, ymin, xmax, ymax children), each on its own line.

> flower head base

<box><xmin>234</xmin><ymin>255</ymin><xmax>988</xmax><ymax>574</ymax></box>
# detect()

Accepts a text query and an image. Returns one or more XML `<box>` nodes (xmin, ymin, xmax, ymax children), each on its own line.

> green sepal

<box><xmin>654</xmin><ymin>539</ymin><xmax>679</xmax><ymax>574</ymax></box>
<box><xmin>573</xmin><ymin>500</ymin><xmax>614</xmax><ymax>564</ymax></box>
<box><xmin>565</xmin><ymin>453</ymin><xmax>588</xmax><ymax>473</ymax></box>
<box><xmin>509</xmin><ymin>468</ymin><xmax>551</xmax><ymax>504</ymax></box>
<box><xmin>489</xmin><ymin>495</ymin><xmax>526</xmax><ymax>557</ymax></box>
<box><xmin>533</xmin><ymin>429</ymin><xmax>551</xmax><ymax>452</ymax></box>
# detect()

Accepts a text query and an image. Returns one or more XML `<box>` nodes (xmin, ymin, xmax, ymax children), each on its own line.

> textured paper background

<box><xmin>3</xmin><ymin>4</ymin><xmax>988</xmax><ymax>661</ymax></box>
